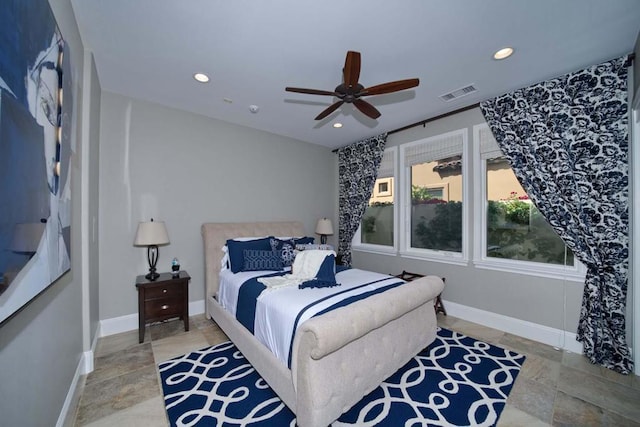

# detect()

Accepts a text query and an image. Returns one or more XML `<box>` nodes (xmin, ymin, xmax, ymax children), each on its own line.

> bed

<box><xmin>202</xmin><ymin>221</ymin><xmax>445</xmax><ymax>427</ymax></box>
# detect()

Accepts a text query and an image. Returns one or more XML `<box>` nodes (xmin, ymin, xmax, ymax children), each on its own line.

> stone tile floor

<box><xmin>69</xmin><ymin>314</ymin><xmax>640</xmax><ymax>426</ymax></box>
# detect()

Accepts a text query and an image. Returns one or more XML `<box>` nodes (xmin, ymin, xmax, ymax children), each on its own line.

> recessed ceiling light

<box><xmin>493</xmin><ymin>47</ymin><xmax>514</xmax><ymax>60</ymax></box>
<box><xmin>193</xmin><ymin>73</ymin><xmax>210</xmax><ymax>83</ymax></box>
<box><xmin>333</xmin><ymin>123</ymin><xmax>343</xmax><ymax>128</ymax></box>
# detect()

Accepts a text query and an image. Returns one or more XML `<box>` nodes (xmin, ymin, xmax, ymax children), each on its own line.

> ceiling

<box><xmin>70</xmin><ymin>0</ymin><xmax>640</xmax><ymax>149</ymax></box>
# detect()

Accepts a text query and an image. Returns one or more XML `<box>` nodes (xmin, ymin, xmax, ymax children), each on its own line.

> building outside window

<box><xmin>358</xmin><ymin>148</ymin><xmax>396</xmax><ymax>248</ymax></box>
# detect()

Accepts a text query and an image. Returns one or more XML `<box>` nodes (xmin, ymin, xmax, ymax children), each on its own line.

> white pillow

<box><xmin>295</xmin><ymin>243</ymin><xmax>334</xmax><ymax>251</ymax></box>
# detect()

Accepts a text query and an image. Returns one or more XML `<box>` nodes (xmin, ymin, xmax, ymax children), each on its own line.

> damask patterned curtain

<box><xmin>480</xmin><ymin>56</ymin><xmax>632</xmax><ymax>374</ymax></box>
<box><xmin>337</xmin><ymin>133</ymin><xmax>387</xmax><ymax>265</ymax></box>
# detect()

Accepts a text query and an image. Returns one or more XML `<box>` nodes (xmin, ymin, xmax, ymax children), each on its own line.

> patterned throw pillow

<box><xmin>226</xmin><ymin>237</ymin><xmax>273</xmax><ymax>273</ymax></box>
<box><xmin>242</xmin><ymin>249</ymin><xmax>283</xmax><ymax>271</ymax></box>
<box><xmin>270</xmin><ymin>238</ymin><xmax>296</xmax><ymax>266</ymax></box>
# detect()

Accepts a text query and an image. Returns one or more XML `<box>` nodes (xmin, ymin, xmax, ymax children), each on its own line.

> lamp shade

<box><xmin>10</xmin><ymin>222</ymin><xmax>46</xmax><ymax>253</ymax></box>
<box><xmin>315</xmin><ymin>218</ymin><xmax>334</xmax><ymax>236</ymax></box>
<box><xmin>134</xmin><ymin>220</ymin><xmax>170</xmax><ymax>246</ymax></box>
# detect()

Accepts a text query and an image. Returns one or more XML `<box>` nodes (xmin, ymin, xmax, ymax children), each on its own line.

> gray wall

<box><xmin>80</xmin><ymin>52</ymin><xmax>102</xmax><ymax>351</ymax></box>
<box><xmin>98</xmin><ymin>92</ymin><xmax>336</xmax><ymax>320</ymax></box>
<box><xmin>0</xmin><ymin>0</ymin><xmax>96</xmax><ymax>425</ymax></box>
<box><xmin>351</xmin><ymin>107</ymin><xmax>585</xmax><ymax>333</ymax></box>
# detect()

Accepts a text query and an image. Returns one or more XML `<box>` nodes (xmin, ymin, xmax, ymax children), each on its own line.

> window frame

<box><xmin>399</xmin><ymin>128</ymin><xmax>470</xmax><ymax>265</ymax></box>
<box><xmin>352</xmin><ymin>146</ymin><xmax>398</xmax><ymax>255</ymax></box>
<box><xmin>472</xmin><ymin>124</ymin><xmax>586</xmax><ymax>281</ymax></box>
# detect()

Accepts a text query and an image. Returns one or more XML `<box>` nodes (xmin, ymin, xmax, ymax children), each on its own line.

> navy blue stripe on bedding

<box><xmin>286</xmin><ymin>278</ymin><xmax>407</xmax><ymax>367</ymax></box>
<box><xmin>313</xmin><ymin>281</ymin><xmax>405</xmax><ymax>318</ymax></box>
<box><xmin>236</xmin><ymin>271</ymin><xmax>286</xmax><ymax>333</ymax></box>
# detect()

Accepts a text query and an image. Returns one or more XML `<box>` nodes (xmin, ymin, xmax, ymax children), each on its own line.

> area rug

<box><xmin>158</xmin><ymin>327</ymin><xmax>525</xmax><ymax>426</ymax></box>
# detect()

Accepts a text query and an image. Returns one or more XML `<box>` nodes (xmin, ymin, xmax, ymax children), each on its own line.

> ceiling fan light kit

<box><xmin>286</xmin><ymin>51</ymin><xmax>419</xmax><ymax>121</ymax></box>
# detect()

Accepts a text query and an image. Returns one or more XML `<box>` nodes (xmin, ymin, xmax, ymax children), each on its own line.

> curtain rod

<box><xmin>331</xmin><ymin>102</ymin><xmax>480</xmax><ymax>153</ymax></box>
<box><xmin>388</xmin><ymin>102</ymin><xmax>480</xmax><ymax>135</ymax></box>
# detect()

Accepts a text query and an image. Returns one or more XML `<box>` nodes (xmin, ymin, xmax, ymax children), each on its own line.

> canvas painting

<box><xmin>0</xmin><ymin>0</ymin><xmax>72</xmax><ymax>324</ymax></box>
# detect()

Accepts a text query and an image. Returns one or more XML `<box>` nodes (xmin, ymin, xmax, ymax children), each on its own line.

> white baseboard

<box><xmin>80</xmin><ymin>324</ymin><xmax>100</xmax><ymax>375</ymax></box>
<box><xmin>443</xmin><ymin>299</ymin><xmax>584</xmax><ymax>354</ymax></box>
<box><xmin>81</xmin><ymin>350</ymin><xmax>93</xmax><ymax>375</ymax></box>
<box><xmin>56</xmin><ymin>354</ymin><xmax>84</xmax><ymax>427</ymax></box>
<box><xmin>100</xmin><ymin>298</ymin><xmax>581</xmax><ymax>355</ymax></box>
<box><xmin>57</xmin><ymin>318</ymin><xmax>103</xmax><ymax>426</ymax></box>
<box><xmin>99</xmin><ymin>312</ymin><xmax>138</xmax><ymax>337</ymax></box>
<box><xmin>100</xmin><ymin>299</ymin><xmax>205</xmax><ymax>337</ymax></box>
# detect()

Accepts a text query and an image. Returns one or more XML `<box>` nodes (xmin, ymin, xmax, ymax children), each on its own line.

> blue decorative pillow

<box><xmin>292</xmin><ymin>236</ymin><xmax>315</xmax><ymax>245</ymax></box>
<box><xmin>269</xmin><ymin>238</ymin><xmax>296</xmax><ymax>266</ymax></box>
<box><xmin>226</xmin><ymin>237</ymin><xmax>273</xmax><ymax>273</ymax></box>
<box><xmin>299</xmin><ymin>254</ymin><xmax>340</xmax><ymax>289</ymax></box>
<box><xmin>242</xmin><ymin>249</ymin><xmax>284</xmax><ymax>271</ymax></box>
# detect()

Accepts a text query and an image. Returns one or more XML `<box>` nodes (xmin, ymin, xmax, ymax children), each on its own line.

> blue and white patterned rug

<box><xmin>158</xmin><ymin>328</ymin><xmax>525</xmax><ymax>426</ymax></box>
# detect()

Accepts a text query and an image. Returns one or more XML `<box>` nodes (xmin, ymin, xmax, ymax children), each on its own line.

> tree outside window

<box><xmin>486</xmin><ymin>159</ymin><xmax>573</xmax><ymax>265</ymax></box>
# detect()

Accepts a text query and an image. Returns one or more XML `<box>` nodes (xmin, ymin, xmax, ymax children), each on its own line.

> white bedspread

<box><xmin>257</xmin><ymin>250</ymin><xmax>335</xmax><ymax>291</ymax></box>
<box><xmin>218</xmin><ymin>268</ymin><xmax>405</xmax><ymax>366</ymax></box>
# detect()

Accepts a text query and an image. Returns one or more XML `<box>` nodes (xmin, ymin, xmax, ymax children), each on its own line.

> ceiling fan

<box><xmin>285</xmin><ymin>51</ymin><xmax>419</xmax><ymax>120</ymax></box>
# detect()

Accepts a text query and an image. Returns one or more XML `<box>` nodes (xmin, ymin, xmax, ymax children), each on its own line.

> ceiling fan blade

<box><xmin>359</xmin><ymin>78</ymin><xmax>419</xmax><ymax>96</ymax></box>
<box><xmin>286</xmin><ymin>87</ymin><xmax>339</xmax><ymax>96</ymax></box>
<box><xmin>315</xmin><ymin>101</ymin><xmax>344</xmax><ymax>120</ymax></box>
<box><xmin>353</xmin><ymin>99</ymin><xmax>381</xmax><ymax>119</ymax></box>
<box><xmin>343</xmin><ymin>51</ymin><xmax>361</xmax><ymax>88</ymax></box>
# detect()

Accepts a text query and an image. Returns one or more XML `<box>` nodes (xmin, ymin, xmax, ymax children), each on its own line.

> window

<box><xmin>474</xmin><ymin>124</ymin><xmax>583</xmax><ymax>279</ymax></box>
<box><xmin>375</xmin><ymin>178</ymin><xmax>392</xmax><ymax>197</ymax></box>
<box><xmin>400</xmin><ymin>129</ymin><xmax>468</xmax><ymax>263</ymax></box>
<box><xmin>353</xmin><ymin>147</ymin><xmax>396</xmax><ymax>251</ymax></box>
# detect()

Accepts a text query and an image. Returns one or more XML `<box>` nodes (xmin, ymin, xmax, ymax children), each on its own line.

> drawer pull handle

<box><xmin>163</xmin><ymin>289</ymin><xmax>167</xmax><ymax>293</ymax></box>
<box><xmin>161</xmin><ymin>305</ymin><xmax>169</xmax><ymax>310</ymax></box>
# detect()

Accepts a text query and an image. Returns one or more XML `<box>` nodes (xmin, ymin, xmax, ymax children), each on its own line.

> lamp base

<box><xmin>146</xmin><ymin>245</ymin><xmax>160</xmax><ymax>280</ymax></box>
<box><xmin>320</xmin><ymin>235</ymin><xmax>328</xmax><ymax>244</ymax></box>
<box><xmin>145</xmin><ymin>269</ymin><xmax>160</xmax><ymax>281</ymax></box>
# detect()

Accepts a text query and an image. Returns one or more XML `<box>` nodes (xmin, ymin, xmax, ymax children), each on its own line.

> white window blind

<box><xmin>377</xmin><ymin>149</ymin><xmax>395</xmax><ymax>179</ymax></box>
<box><xmin>478</xmin><ymin>125</ymin><xmax>503</xmax><ymax>159</ymax></box>
<box><xmin>404</xmin><ymin>131</ymin><xmax>464</xmax><ymax>166</ymax></box>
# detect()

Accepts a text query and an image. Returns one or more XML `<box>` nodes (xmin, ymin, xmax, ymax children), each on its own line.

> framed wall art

<box><xmin>0</xmin><ymin>0</ymin><xmax>72</xmax><ymax>324</ymax></box>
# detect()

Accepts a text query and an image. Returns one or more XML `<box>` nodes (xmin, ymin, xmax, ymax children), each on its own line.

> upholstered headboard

<box><xmin>201</xmin><ymin>221</ymin><xmax>305</xmax><ymax>318</ymax></box>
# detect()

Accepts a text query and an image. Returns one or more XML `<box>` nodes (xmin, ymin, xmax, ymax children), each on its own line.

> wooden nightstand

<box><xmin>135</xmin><ymin>271</ymin><xmax>190</xmax><ymax>343</ymax></box>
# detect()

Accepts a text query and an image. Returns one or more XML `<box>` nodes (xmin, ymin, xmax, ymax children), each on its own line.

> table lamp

<box><xmin>134</xmin><ymin>219</ymin><xmax>170</xmax><ymax>280</ymax></box>
<box><xmin>315</xmin><ymin>218</ymin><xmax>333</xmax><ymax>244</ymax></box>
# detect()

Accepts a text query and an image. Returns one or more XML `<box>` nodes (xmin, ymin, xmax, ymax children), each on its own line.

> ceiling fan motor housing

<box><xmin>335</xmin><ymin>83</ymin><xmax>365</xmax><ymax>103</ymax></box>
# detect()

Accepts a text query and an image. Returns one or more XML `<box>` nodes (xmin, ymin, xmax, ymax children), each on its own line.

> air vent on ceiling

<box><xmin>439</xmin><ymin>84</ymin><xmax>477</xmax><ymax>102</ymax></box>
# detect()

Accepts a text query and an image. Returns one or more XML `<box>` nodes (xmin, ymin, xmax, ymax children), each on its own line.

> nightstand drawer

<box><xmin>144</xmin><ymin>284</ymin><xmax>184</xmax><ymax>300</ymax></box>
<box><xmin>144</xmin><ymin>298</ymin><xmax>183</xmax><ymax>319</ymax></box>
